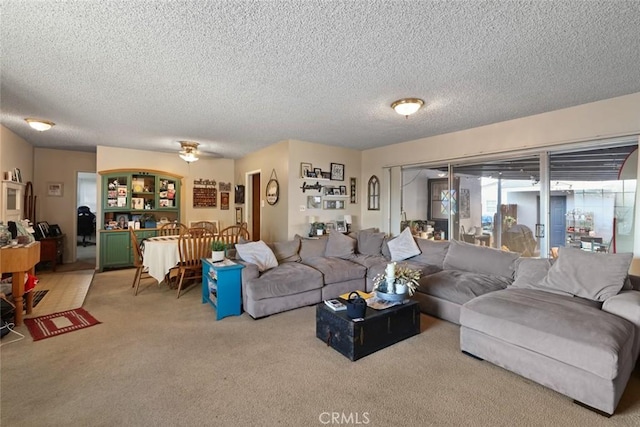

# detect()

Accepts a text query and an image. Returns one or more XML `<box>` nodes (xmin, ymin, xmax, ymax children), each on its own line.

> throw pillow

<box><xmin>511</xmin><ymin>258</ymin><xmax>556</xmax><ymax>290</ymax></box>
<box><xmin>538</xmin><ymin>247</ymin><xmax>633</xmax><ymax>302</ymax></box>
<box><xmin>410</xmin><ymin>239</ymin><xmax>450</xmax><ymax>268</ymax></box>
<box><xmin>235</xmin><ymin>240</ymin><xmax>278</xmax><ymax>272</ymax></box>
<box><xmin>381</xmin><ymin>235</ymin><xmax>395</xmax><ymax>260</ymax></box>
<box><xmin>387</xmin><ymin>227</ymin><xmax>421</xmax><ymax>261</ymax></box>
<box><xmin>297</xmin><ymin>234</ymin><xmax>328</xmax><ymax>260</ymax></box>
<box><xmin>268</xmin><ymin>236</ymin><xmax>301</xmax><ymax>263</ymax></box>
<box><xmin>356</xmin><ymin>229</ymin><xmax>385</xmax><ymax>256</ymax></box>
<box><xmin>325</xmin><ymin>232</ymin><xmax>356</xmax><ymax>259</ymax></box>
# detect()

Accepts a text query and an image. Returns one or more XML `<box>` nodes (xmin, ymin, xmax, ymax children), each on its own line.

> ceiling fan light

<box><xmin>179</xmin><ymin>152</ymin><xmax>199</xmax><ymax>162</ymax></box>
<box><xmin>391</xmin><ymin>98</ymin><xmax>424</xmax><ymax>117</ymax></box>
<box><xmin>25</xmin><ymin>118</ymin><xmax>55</xmax><ymax>131</ymax></box>
<box><xmin>178</xmin><ymin>141</ymin><xmax>200</xmax><ymax>162</ymax></box>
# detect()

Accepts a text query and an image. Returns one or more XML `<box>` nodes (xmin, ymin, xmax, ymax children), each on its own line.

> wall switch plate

<box><xmin>300</xmin><ymin>205</ymin><xmax>306</xmax><ymax>211</ymax></box>
<box><xmin>261</xmin><ymin>200</ymin><xmax>265</xmax><ymax>207</ymax></box>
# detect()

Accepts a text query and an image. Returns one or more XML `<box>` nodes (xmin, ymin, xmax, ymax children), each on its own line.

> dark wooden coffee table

<box><xmin>316</xmin><ymin>300</ymin><xmax>420</xmax><ymax>361</ymax></box>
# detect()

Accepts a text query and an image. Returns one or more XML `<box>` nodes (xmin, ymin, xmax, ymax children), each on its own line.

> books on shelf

<box><xmin>209</xmin><ymin>259</ymin><xmax>237</xmax><ymax>267</ymax></box>
<box><xmin>324</xmin><ymin>299</ymin><xmax>346</xmax><ymax>311</ymax></box>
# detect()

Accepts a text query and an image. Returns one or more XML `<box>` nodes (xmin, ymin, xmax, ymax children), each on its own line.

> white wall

<box><xmin>34</xmin><ymin>148</ymin><xmax>97</xmax><ymax>263</ymax></box>
<box><xmin>288</xmin><ymin>139</ymin><xmax>361</xmax><ymax>238</ymax></box>
<box><xmin>0</xmin><ymin>125</ymin><xmax>34</xmax><ymax>184</ymax></box>
<box><xmin>361</xmin><ymin>92</ymin><xmax>640</xmax><ymax>234</ymax></box>
<box><xmin>97</xmin><ymin>146</ymin><xmax>236</xmax><ymax>229</ymax></box>
<box><xmin>234</xmin><ymin>140</ymin><xmax>290</xmax><ymax>242</ymax></box>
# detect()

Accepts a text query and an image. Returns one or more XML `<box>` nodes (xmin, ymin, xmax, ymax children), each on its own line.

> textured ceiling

<box><xmin>2</xmin><ymin>1</ymin><xmax>640</xmax><ymax>159</ymax></box>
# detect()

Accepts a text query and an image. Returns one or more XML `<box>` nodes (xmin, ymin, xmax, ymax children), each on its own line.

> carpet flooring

<box><xmin>1</xmin><ymin>268</ymin><xmax>639</xmax><ymax>426</ymax></box>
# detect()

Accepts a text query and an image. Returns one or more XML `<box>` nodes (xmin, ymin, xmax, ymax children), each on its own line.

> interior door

<box><xmin>549</xmin><ymin>196</ymin><xmax>567</xmax><ymax>248</ymax></box>
<box><xmin>251</xmin><ymin>173</ymin><xmax>260</xmax><ymax>241</ymax></box>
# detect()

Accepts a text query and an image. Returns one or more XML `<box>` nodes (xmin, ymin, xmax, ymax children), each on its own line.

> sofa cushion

<box><xmin>301</xmin><ymin>257</ymin><xmax>366</xmax><ymax>285</ymax></box>
<box><xmin>387</xmin><ymin>227</ymin><xmax>421</xmax><ymax>261</ymax></box>
<box><xmin>350</xmin><ymin>254</ymin><xmax>388</xmax><ymax>269</ymax></box>
<box><xmin>539</xmin><ymin>247</ymin><xmax>632</xmax><ymax>302</ymax></box>
<box><xmin>244</xmin><ymin>262</ymin><xmax>324</xmax><ymax>301</ymax></box>
<box><xmin>409</xmin><ymin>239</ymin><xmax>450</xmax><ymax>268</ymax></box>
<box><xmin>325</xmin><ymin>232</ymin><xmax>356</xmax><ymax>259</ymax></box>
<box><xmin>235</xmin><ymin>240</ymin><xmax>278</xmax><ymax>272</ymax></box>
<box><xmin>511</xmin><ymin>257</ymin><xmax>554</xmax><ymax>289</ymax></box>
<box><xmin>381</xmin><ymin>235</ymin><xmax>394</xmax><ymax>260</ymax></box>
<box><xmin>443</xmin><ymin>239</ymin><xmax>519</xmax><ymax>279</ymax></box>
<box><xmin>416</xmin><ymin>269</ymin><xmax>512</xmax><ymax>305</ymax></box>
<box><xmin>356</xmin><ymin>229</ymin><xmax>386</xmax><ymax>256</ymax></box>
<box><xmin>461</xmin><ymin>288</ymin><xmax>634</xmax><ymax>380</ymax></box>
<box><xmin>298</xmin><ymin>235</ymin><xmax>328</xmax><ymax>261</ymax></box>
<box><xmin>266</xmin><ymin>236</ymin><xmax>301</xmax><ymax>263</ymax></box>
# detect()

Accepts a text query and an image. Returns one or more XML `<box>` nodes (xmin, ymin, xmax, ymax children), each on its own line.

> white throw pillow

<box><xmin>236</xmin><ymin>241</ymin><xmax>278</xmax><ymax>272</ymax></box>
<box><xmin>387</xmin><ymin>227</ymin><xmax>421</xmax><ymax>261</ymax></box>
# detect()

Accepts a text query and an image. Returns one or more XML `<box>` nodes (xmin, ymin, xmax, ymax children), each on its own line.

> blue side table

<box><xmin>202</xmin><ymin>258</ymin><xmax>245</xmax><ymax>320</ymax></box>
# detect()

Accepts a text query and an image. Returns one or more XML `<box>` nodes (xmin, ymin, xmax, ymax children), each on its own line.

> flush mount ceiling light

<box><xmin>24</xmin><ymin>118</ymin><xmax>55</xmax><ymax>131</ymax></box>
<box><xmin>391</xmin><ymin>98</ymin><xmax>424</xmax><ymax>118</ymax></box>
<box><xmin>178</xmin><ymin>141</ymin><xmax>199</xmax><ymax>163</ymax></box>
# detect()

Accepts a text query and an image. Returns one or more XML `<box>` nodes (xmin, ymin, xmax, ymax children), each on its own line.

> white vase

<box><xmin>211</xmin><ymin>250</ymin><xmax>225</xmax><ymax>262</ymax></box>
<box><xmin>395</xmin><ymin>282</ymin><xmax>408</xmax><ymax>295</ymax></box>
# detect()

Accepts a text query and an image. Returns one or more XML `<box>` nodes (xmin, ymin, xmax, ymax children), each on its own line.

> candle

<box><xmin>385</xmin><ymin>262</ymin><xmax>396</xmax><ymax>279</ymax></box>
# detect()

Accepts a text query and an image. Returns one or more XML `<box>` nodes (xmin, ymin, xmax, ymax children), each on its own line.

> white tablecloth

<box><xmin>142</xmin><ymin>236</ymin><xmax>180</xmax><ymax>283</ymax></box>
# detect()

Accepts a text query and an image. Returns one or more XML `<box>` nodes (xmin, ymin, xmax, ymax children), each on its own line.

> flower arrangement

<box><xmin>372</xmin><ymin>262</ymin><xmax>421</xmax><ymax>296</ymax></box>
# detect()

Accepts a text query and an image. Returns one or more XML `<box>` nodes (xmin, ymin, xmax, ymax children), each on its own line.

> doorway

<box><xmin>76</xmin><ymin>172</ymin><xmax>97</xmax><ymax>265</ymax></box>
<box><xmin>248</xmin><ymin>171</ymin><xmax>261</xmax><ymax>241</ymax></box>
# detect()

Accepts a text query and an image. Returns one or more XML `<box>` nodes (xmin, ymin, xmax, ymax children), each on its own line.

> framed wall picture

<box><xmin>350</xmin><ymin>177</ymin><xmax>356</xmax><ymax>204</ymax></box>
<box><xmin>307</xmin><ymin>195</ymin><xmax>321</xmax><ymax>209</ymax></box>
<box><xmin>220</xmin><ymin>192</ymin><xmax>230</xmax><ymax>210</ymax></box>
<box><xmin>330</xmin><ymin>163</ymin><xmax>344</xmax><ymax>181</ymax></box>
<box><xmin>266</xmin><ymin>178</ymin><xmax>279</xmax><ymax>205</ymax></box>
<box><xmin>47</xmin><ymin>182</ymin><xmax>63</xmax><ymax>197</ymax></box>
<box><xmin>234</xmin><ymin>185</ymin><xmax>245</xmax><ymax>204</ymax></box>
<box><xmin>235</xmin><ymin>207</ymin><xmax>243</xmax><ymax>224</ymax></box>
<box><xmin>300</xmin><ymin>162</ymin><xmax>312</xmax><ymax>178</ymax></box>
<box><xmin>336</xmin><ymin>220</ymin><xmax>347</xmax><ymax>233</ymax></box>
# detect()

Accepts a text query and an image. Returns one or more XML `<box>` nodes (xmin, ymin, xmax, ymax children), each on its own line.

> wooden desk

<box><xmin>0</xmin><ymin>242</ymin><xmax>41</xmax><ymax>325</ymax></box>
<box><xmin>39</xmin><ymin>234</ymin><xmax>65</xmax><ymax>271</ymax></box>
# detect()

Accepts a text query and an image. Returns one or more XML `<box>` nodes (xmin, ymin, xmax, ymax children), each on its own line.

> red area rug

<box><xmin>24</xmin><ymin>308</ymin><xmax>101</xmax><ymax>341</ymax></box>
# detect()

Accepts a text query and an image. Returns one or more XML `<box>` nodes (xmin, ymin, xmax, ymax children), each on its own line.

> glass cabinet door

<box><xmin>157</xmin><ymin>176</ymin><xmax>178</xmax><ymax>209</ymax></box>
<box><xmin>131</xmin><ymin>173</ymin><xmax>156</xmax><ymax>210</ymax></box>
<box><xmin>104</xmin><ymin>174</ymin><xmax>130</xmax><ymax>210</ymax></box>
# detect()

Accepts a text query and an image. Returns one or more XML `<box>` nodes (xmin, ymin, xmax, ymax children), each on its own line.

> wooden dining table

<box><xmin>0</xmin><ymin>241</ymin><xmax>40</xmax><ymax>325</ymax></box>
<box><xmin>141</xmin><ymin>235</ymin><xmax>181</xmax><ymax>283</ymax></box>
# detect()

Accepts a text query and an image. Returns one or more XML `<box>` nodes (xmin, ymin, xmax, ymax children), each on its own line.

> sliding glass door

<box><xmin>399</xmin><ymin>139</ymin><xmax>637</xmax><ymax>258</ymax></box>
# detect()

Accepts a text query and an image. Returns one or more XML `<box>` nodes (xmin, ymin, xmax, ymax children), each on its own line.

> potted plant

<box><xmin>140</xmin><ymin>213</ymin><xmax>156</xmax><ymax>229</ymax></box>
<box><xmin>372</xmin><ymin>262</ymin><xmax>421</xmax><ymax>297</ymax></box>
<box><xmin>211</xmin><ymin>240</ymin><xmax>226</xmax><ymax>262</ymax></box>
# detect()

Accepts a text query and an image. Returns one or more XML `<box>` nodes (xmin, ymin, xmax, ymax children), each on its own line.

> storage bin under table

<box><xmin>316</xmin><ymin>300</ymin><xmax>420</xmax><ymax>361</ymax></box>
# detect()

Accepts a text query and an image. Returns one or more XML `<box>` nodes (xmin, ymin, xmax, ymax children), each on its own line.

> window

<box><xmin>368</xmin><ymin>175</ymin><xmax>380</xmax><ymax>210</ymax></box>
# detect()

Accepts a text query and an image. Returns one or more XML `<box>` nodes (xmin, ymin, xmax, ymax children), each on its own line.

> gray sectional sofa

<box><xmin>236</xmin><ymin>228</ymin><xmax>640</xmax><ymax>415</ymax></box>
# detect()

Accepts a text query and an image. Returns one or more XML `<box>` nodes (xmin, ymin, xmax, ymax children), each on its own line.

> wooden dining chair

<box><xmin>185</xmin><ymin>226</ymin><xmax>215</xmax><ymax>238</ymax></box>
<box><xmin>217</xmin><ymin>225</ymin><xmax>250</xmax><ymax>258</ymax></box>
<box><xmin>159</xmin><ymin>222</ymin><xmax>188</xmax><ymax>236</ymax></box>
<box><xmin>130</xmin><ymin>229</ymin><xmax>153</xmax><ymax>295</ymax></box>
<box><xmin>189</xmin><ymin>221</ymin><xmax>218</xmax><ymax>235</ymax></box>
<box><xmin>176</xmin><ymin>231</ymin><xmax>214</xmax><ymax>298</ymax></box>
